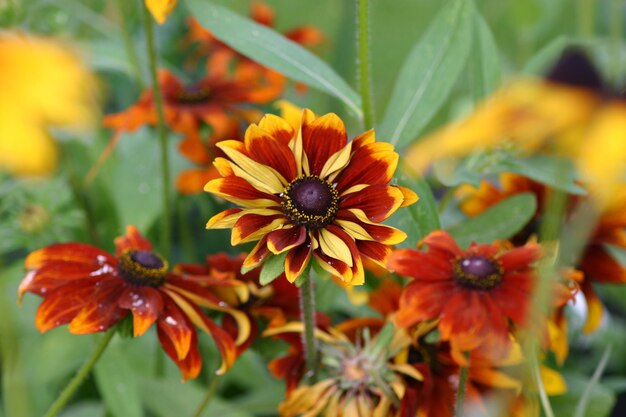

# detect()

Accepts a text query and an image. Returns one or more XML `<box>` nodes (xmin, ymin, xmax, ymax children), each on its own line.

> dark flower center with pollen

<box><xmin>175</xmin><ymin>85</ymin><xmax>211</xmax><ymax>104</ymax></box>
<box><xmin>281</xmin><ymin>175</ymin><xmax>339</xmax><ymax>228</ymax></box>
<box><xmin>118</xmin><ymin>250</ymin><xmax>168</xmax><ymax>287</ymax></box>
<box><xmin>453</xmin><ymin>255</ymin><xmax>503</xmax><ymax>290</ymax></box>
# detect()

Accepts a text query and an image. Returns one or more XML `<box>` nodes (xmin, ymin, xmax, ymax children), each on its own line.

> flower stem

<box><xmin>529</xmin><ymin>348</ymin><xmax>555</xmax><ymax>417</ymax></box>
<box><xmin>299</xmin><ymin>273</ymin><xmax>318</xmax><ymax>381</ymax></box>
<box><xmin>141</xmin><ymin>1</ymin><xmax>171</xmax><ymax>260</ymax></box>
<box><xmin>42</xmin><ymin>330</ymin><xmax>115</xmax><ymax>417</ymax></box>
<box><xmin>455</xmin><ymin>364</ymin><xmax>468</xmax><ymax>417</ymax></box>
<box><xmin>578</xmin><ymin>0</ymin><xmax>594</xmax><ymax>36</ymax></box>
<box><xmin>192</xmin><ymin>375</ymin><xmax>221</xmax><ymax>417</ymax></box>
<box><xmin>357</xmin><ymin>0</ymin><xmax>374</xmax><ymax>129</ymax></box>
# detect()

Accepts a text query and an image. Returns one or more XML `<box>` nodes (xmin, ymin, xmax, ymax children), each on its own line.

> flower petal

<box><xmin>34</xmin><ymin>280</ymin><xmax>95</xmax><ymax>333</ymax></box>
<box><xmin>204</xmin><ymin>176</ymin><xmax>279</xmax><ymax>208</ymax></box>
<box><xmin>68</xmin><ymin>278</ymin><xmax>127</xmax><ymax>334</ymax></box>
<box><xmin>25</xmin><ymin>243</ymin><xmax>114</xmax><ymax>269</ymax></box>
<box><xmin>341</xmin><ymin>184</ymin><xmax>405</xmax><ymax>222</ymax></box>
<box><xmin>244</xmin><ymin>236</ymin><xmax>271</xmax><ymax>268</ymax></box>
<box><xmin>118</xmin><ymin>286</ymin><xmax>164</xmax><ymax>337</ymax></box>
<box><xmin>301</xmin><ymin>113</ymin><xmax>348</xmax><ymax>176</ymax></box>
<box><xmin>258</xmin><ymin>113</ymin><xmax>296</xmax><ymax>144</ymax></box>
<box><xmin>156</xmin><ymin>297</ymin><xmax>193</xmax><ymax>360</ymax></box>
<box><xmin>157</xmin><ymin>323</ymin><xmax>201</xmax><ymax>381</ymax></box>
<box><xmin>114</xmin><ymin>225</ymin><xmax>152</xmax><ymax>255</ymax></box>
<box><xmin>335</xmin><ymin>142</ymin><xmax>399</xmax><ymax>191</ymax></box>
<box><xmin>285</xmin><ymin>243</ymin><xmax>312</xmax><ymax>283</ymax></box>
<box><xmin>245</xmin><ymin>124</ymin><xmax>297</xmax><ymax>181</ymax></box>
<box><xmin>232</xmin><ymin>212</ymin><xmax>286</xmax><ymax>245</ymax></box>
<box><xmin>267</xmin><ymin>225</ymin><xmax>307</xmax><ymax>254</ymax></box>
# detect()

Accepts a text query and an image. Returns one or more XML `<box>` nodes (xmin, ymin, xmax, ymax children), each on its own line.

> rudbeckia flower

<box><xmin>0</xmin><ymin>33</ymin><xmax>96</xmax><ymax>176</ymax></box>
<box><xmin>205</xmin><ymin>110</ymin><xmax>418</xmax><ymax>285</ymax></box>
<box><xmin>266</xmin><ymin>320</ymin><xmax>422</xmax><ymax>417</ymax></box>
<box><xmin>458</xmin><ymin>173</ymin><xmax>626</xmax><ymax>334</ymax></box>
<box><xmin>405</xmin><ymin>49</ymin><xmax>626</xmax><ymax>206</ymax></box>
<box><xmin>88</xmin><ymin>57</ymin><xmax>281</xmax><ymax>184</ymax></box>
<box><xmin>388</xmin><ymin>231</ymin><xmax>541</xmax><ymax>355</ymax></box>
<box><xmin>19</xmin><ymin>226</ymin><xmax>250</xmax><ymax>379</ymax></box>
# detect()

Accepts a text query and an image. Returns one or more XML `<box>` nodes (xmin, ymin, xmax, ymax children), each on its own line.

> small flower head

<box><xmin>205</xmin><ymin>109</ymin><xmax>417</xmax><ymax>285</ymax></box>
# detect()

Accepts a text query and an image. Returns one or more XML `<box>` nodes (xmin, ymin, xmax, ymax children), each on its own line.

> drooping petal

<box><xmin>68</xmin><ymin>278</ymin><xmax>127</xmax><ymax>334</ymax></box>
<box><xmin>156</xmin><ymin>297</ymin><xmax>194</xmax><ymax>360</ymax></box>
<box><xmin>356</xmin><ymin>240</ymin><xmax>391</xmax><ymax>268</ymax></box>
<box><xmin>118</xmin><ymin>286</ymin><xmax>164</xmax><ymax>337</ymax></box>
<box><xmin>176</xmin><ymin>167</ymin><xmax>221</xmax><ymax>195</ymax></box>
<box><xmin>284</xmin><ymin>243</ymin><xmax>312</xmax><ymax>283</ymax></box>
<box><xmin>34</xmin><ymin>280</ymin><xmax>95</xmax><ymax>333</ymax></box>
<box><xmin>205</xmin><ymin>208</ymin><xmax>244</xmax><ymax>229</ymax></box>
<box><xmin>267</xmin><ymin>225</ymin><xmax>307</xmax><ymax>254</ymax></box>
<box><xmin>157</xmin><ymin>322</ymin><xmax>201</xmax><ymax>381</ymax></box>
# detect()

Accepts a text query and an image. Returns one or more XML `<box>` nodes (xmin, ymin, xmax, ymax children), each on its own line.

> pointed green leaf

<box><xmin>378</xmin><ymin>0</ymin><xmax>473</xmax><ymax>147</ymax></box>
<box><xmin>447</xmin><ymin>193</ymin><xmax>536</xmax><ymax>247</ymax></box>
<box><xmin>186</xmin><ymin>0</ymin><xmax>362</xmax><ymax>118</ymax></box>
<box><xmin>259</xmin><ymin>251</ymin><xmax>288</xmax><ymax>285</ymax></box>
<box><xmin>470</xmin><ymin>11</ymin><xmax>501</xmax><ymax>101</ymax></box>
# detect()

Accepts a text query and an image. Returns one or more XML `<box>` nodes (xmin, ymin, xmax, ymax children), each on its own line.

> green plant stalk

<box><xmin>192</xmin><ymin>375</ymin><xmax>221</xmax><ymax>417</ymax></box>
<box><xmin>357</xmin><ymin>0</ymin><xmax>374</xmax><ymax>129</ymax></box>
<box><xmin>455</xmin><ymin>365</ymin><xmax>468</xmax><ymax>417</ymax></box>
<box><xmin>610</xmin><ymin>0</ymin><xmax>623</xmax><ymax>84</ymax></box>
<box><xmin>578</xmin><ymin>0</ymin><xmax>594</xmax><ymax>36</ymax></box>
<box><xmin>42</xmin><ymin>331</ymin><xmax>115</xmax><ymax>417</ymax></box>
<box><xmin>141</xmin><ymin>2</ymin><xmax>171</xmax><ymax>260</ymax></box>
<box><xmin>116</xmin><ymin>0</ymin><xmax>144</xmax><ymax>87</ymax></box>
<box><xmin>299</xmin><ymin>273</ymin><xmax>318</xmax><ymax>381</ymax></box>
<box><xmin>529</xmin><ymin>349</ymin><xmax>555</xmax><ymax>417</ymax></box>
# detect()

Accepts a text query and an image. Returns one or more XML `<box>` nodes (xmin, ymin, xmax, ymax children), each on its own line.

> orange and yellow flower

<box><xmin>145</xmin><ymin>0</ymin><xmax>177</xmax><ymax>24</ymax></box>
<box><xmin>389</xmin><ymin>230</ymin><xmax>541</xmax><ymax>356</ymax></box>
<box><xmin>19</xmin><ymin>226</ymin><xmax>250</xmax><ymax>379</ymax></box>
<box><xmin>0</xmin><ymin>33</ymin><xmax>97</xmax><ymax>177</ymax></box>
<box><xmin>205</xmin><ymin>109</ymin><xmax>417</xmax><ymax>285</ymax></box>
<box><xmin>405</xmin><ymin>49</ymin><xmax>626</xmax><ymax>206</ymax></box>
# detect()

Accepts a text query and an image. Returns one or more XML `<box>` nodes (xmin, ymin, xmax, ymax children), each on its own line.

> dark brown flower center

<box><xmin>281</xmin><ymin>175</ymin><xmax>339</xmax><ymax>228</ymax></box>
<box><xmin>118</xmin><ymin>250</ymin><xmax>168</xmax><ymax>287</ymax></box>
<box><xmin>453</xmin><ymin>255</ymin><xmax>503</xmax><ymax>290</ymax></box>
<box><xmin>175</xmin><ymin>85</ymin><xmax>211</xmax><ymax>104</ymax></box>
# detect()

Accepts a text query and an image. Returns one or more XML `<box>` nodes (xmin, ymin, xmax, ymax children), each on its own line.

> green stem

<box><xmin>455</xmin><ymin>365</ymin><xmax>468</xmax><ymax>417</ymax></box>
<box><xmin>116</xmin><ymin>0</ymin><xmax>144</xmax><ymax>87</ymax></box>
<box><xmin>192</xmin><ymin>375</ymin><xmax>221</xmax><ymax>417</ymax></box>
<box><xmin>141</xmin><ymin>1</ymin><xmax>171</xmax><ymax>260</ymax></box>
<box><xmin>529</xmin><ymin>349</ymin><xmax>555</xmax><ymax>417</ymax></box>
<box><xmin>42</xmin><ymin>331</ymin><xmax>115</xmax><ymax>417</ymax></box>
<box><xmin>609</xmin><ymin>0</ymin><xmax>623</xmax><ymax>84</ymax></box>
<box><xmin>357</xmin><ymin>0</ymin><xmax>374</xmax><ymax>129</ymax></box>
<box><xmin>299</xmin><ymin>273</ymin><xmax>318</xmax><ymax>382</ymax></box>
<box><xmin>578</xmin><ymin>0</ymin><xmax>594</xmax><ymax>37</ymax></box>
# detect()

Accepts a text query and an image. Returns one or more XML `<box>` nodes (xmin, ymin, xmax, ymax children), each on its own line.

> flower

<box><xmin>266</xmin><ymin>321</ymin><xmax>422</xmax><ymax>417</ymax></box>
<box><xmin>88</xmin><ymin>56</ymin><xmax>282</xmax><ymax>185</ymax></box>
<box><xmin>0</xmin><ymin>33</ymin><xmax>96</xmax><ymax>176</ymax></box>
<box><xmin>458</xmin><ymin>173</ymin><xmax>626</xmax><ymax>334</ymax></box>
<box><xmin>145</xmin><ymin>0</ymin><xmax>177</xmax><ymax>24</ymax></box>
<box><xmin>205</xmin><ymin>109</ymin><xmax>417</xmax><ymax>284</ymax></box>
<box><xmin>404</xmin><ymin>49</ymin><xmax>626</xmax><ymax>206</ymax></box>
<box><xmin>19</xmin><ymin>226</ymin><xmax>250</xmax><ymax>379</ymax></box>
<box><xmin>388</xmin><ymin>230</ymin><xmax>541</xmax><ymax>356</ymax></box>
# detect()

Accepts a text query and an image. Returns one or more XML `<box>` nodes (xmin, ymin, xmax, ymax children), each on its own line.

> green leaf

<box><xmin>378</xmin><ymin>0</ymin><xmax>473</xmax><ymax>147</ymax></box>
<box><xmin>500</xmin><ymin>155</ymin><xmax>585</xmax><ymax>194</ymax></box>
<box><xmin>470</xmin><ymin>11</ymin><xmax>501</xmax><ymax>101</ymax></box>
<box><xmin>186</xmin><ymin>0</ymin><xmax>362</xmax><ymax>118</ymax></box>
<box><xmin>552</xmin><ymin>373</ymin><xmax>616</xmax><ymax>417</ymax></box>
<box><xmin>447</xmin><ymin>193</ymin><xmax>536</xmax><ymax>247</ymax></box>
<box><xmin>59</xmin><ymin>402</ymin><xmax>104</xmax><ymax>417</ymax></box>
<box><xmin>523</xmin><ymin>35</ymin><xmax>570</xmax><ymax>76</ymax></box>
<box><xmin>94</xmin><ymin>340</ymin><xmax>144</xmax><ymax>417</ymax></box>
<box><xmin>259</xmin><ymin>251</ymin><xmax>288</xmax><ymax>285</ymax></box>
<box><xmin>387</xmin><ymin>170</ymin><xmax>441</xmax><ymax>248</ymax></box>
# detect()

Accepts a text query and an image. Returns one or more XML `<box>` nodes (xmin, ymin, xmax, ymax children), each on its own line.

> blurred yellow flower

<box><xmin>145</xmin><ymin>0</ymin><xmax>178</xmax><ymax>24</ymax></box>
<box><xmin>0</xmin><ymin>33</ymin><xmax>96</xmax><ymax>176</ymax></box>
<box><xmin>405</xmin><ymin>50</ymin><xmax>626</xmax><ymax>207</ymax></box>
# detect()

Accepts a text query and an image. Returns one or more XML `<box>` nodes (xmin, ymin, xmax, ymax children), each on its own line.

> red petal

<box><xmin>68</xmin><ymin>278</ymin><xmax>127</xmax><ymax>334</ymax></box>
<box><xmin>204</xmin><ymin>176</ymin><xmax>277</xmax><ymax>202</ymax></box>
<box><xmin>491</xmin><ymin>285</ymin><xmax>529</xmax><ymax>325</ymax></box>
<box><xmin>422</xmin><ymin>231</ymin><xmax>463</xmax><ymax>259</ymax></box>
<box><xmin>356</xmin><ymin>240</ymin><xmax>391</xmax><ymax>267</ymax></box>
<box><xmin>388</xmin><ymin>249</ymin><xmax>453</xmax><ymax>280</ymax></box>
<box><xmin>498</xmin><ymin>244</ymin><xmax>541</xmax><ymax>271</ymax></box>
<box><xmin>267</xmin><ymin>226</ymin><xmax>307</xmax><ymax>254</ymax></box>
<box><xmin>176</xmin><ymin>168</ymin><xmax>221</xmax><ymax>195</ymax></box>
<box><xmin>118</xmin><ymin>286</ymin><xmax>164</xmax><ymax>336</ymax></box>
<box><xmin>158</xmin><ymin>323</ymin><xmax>201</xmax><ymax>381</ymax></box>
<box><xmin>301</xmin><ymin>113</ymin><xmax>348</xmax><ymax>176</ymax></box>
<box><xmin>34</xmin><ymin>280</ymin><xmax>96</xmax><ymax>333</ymax></box>
<box><xmin>284</xmin><ymin>243</ymin><xmax>312</xmax><ymax>283</ymax></box>
<box><xmin>157</xmin><ymin>298</ymin><xmax>194</xmax><ymax>360</ymax></box>
<box><xmin>341</xmin><ymin>184</ymin><xmax>405</xmax><ymax>222</ymax></box>
<box><xmin>25</xmin><ymin>243</ymin><xmax>114</xmax><ymax>269</ymax></box>
<box><xmin>335</xmin><ymin>142</ymin><xmax>398</xmax><ymax>190</ymax></box>
<box><xmin>114</xmin><ymin>225</ymin><xmax>152</xmax><ymax>256</ymax></box>
<box><xmin>244</xmin><ymin>236</ymin><xmax>270</xmax><ymax>268</ymax></box>
<box><xmin>245</xmin><ymin>125</ymin><xmax>297</xmax><ymax>181</ymax></box>
<box><xmin>395</xmin><ymin>281</ymin><xmax>454</xmax><ymax>328</ymax></box>
<box><xmin>233</xmin><ymin>212</ymin><xmax>284</xmax><ymax>244</ymax></box>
